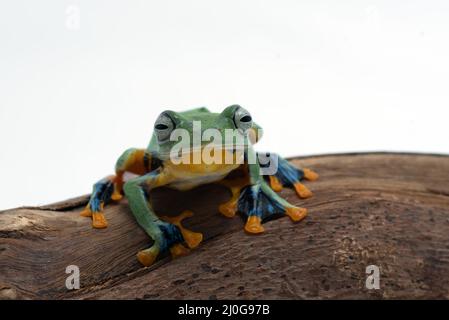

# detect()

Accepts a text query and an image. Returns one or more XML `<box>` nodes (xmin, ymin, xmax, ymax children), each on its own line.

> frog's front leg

<box><xmin>239</xmin><ymin>152</ymin><xmax>308</xmax><ymax>234</ymax></box>
<box><xmin>80</xmin><ymin>176</ymin><xmax>115</xmax><ymax>228</ymax></box>
<box><xmin>81</xmin><ymin>148</ymin><xmax>156</xmax><ymax>229</ymax></box>
<box><xmin>238</xmin><ymin>182</ymin><xmax>308</xmax><ymax>234</ymax></box>
<box><xmin>123</xmin><ymin>171</ymin><xmax>203</xmax><ymax>267</ymax></box>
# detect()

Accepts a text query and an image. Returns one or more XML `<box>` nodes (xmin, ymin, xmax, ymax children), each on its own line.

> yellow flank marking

<box><xmin>244</xmin><ymin>216</ymin><xmax>265</xmax><ymax>234</ymax></box>
<box><xmin>285</xmin><ymin>207</ymin><xmax>308</xmax><ymax>222</ymax></box>
<box><xmin>112</xmin><ymin>175</ymin><xmax>124</xmax><ymax>201</ymax></box>
<box><xmin>124</xmin><ymin>149</ymin><xmax>148</xmax><ymax>175</ymax></box>
<box><xmin>166</xmin><ymin>161</ymin><xmax>240</xmax><ymax>176</ymax></box>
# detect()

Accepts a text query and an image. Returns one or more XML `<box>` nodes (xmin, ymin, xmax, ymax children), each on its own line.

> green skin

<box><xmin>83</xmin><ymin>105</ymin><xmax>316</xmax><ymax>266</ymax></box>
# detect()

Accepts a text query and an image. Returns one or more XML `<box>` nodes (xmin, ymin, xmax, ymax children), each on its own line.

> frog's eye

<box><xmin>233</xmin><ymin>107</ymin><xmax>253</xmax><ymax>133</ymax></box>
<box><xmin>154</xmin><ymin>112</ymin><xmax>175</xmax><ymax>143</ymax></box>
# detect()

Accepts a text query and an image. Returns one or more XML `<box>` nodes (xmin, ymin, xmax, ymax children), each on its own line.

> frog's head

<box><xmin>152</xmin><ymin>105</ymin><xmax>263</xmax><ymax>163</ymax></box>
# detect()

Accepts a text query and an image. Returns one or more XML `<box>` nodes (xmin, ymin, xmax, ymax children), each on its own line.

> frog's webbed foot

<box><xmin>245</xmin><ymin>216</ymin><xmax>265</xmax><ymax>234</ymax></box>
<box><xmin>81</xmin><ymin>176</ymin><xmax>123</xmax><ymax>229</ymax></box>
<box><xmin>217</xmin><ymin>172</ymin><xmax>251</xmax><ymax>218</ymax></box>
<box><xmin>263</xmin><ymin>154</ymin><xmax>318</xmax><ymax>199</ymax></box>
<box><xmin>218</xmin><ymin>188</ymin><xmax>239</xmax><ymax>218</ymax></box>
<box><xmin>303</xmin><ymin>168</ymin><xmax>319</xmax><ymax>181</ymax></box>
<box><xmin>137</xmin><ymin>244</ymin><xmax>160</xmax><ymax>267</ymax></box>
<box><xmin>136</xmin><ymin>212</ymin><xmax>203</xmax><ymax>267</ymax></box>
<box><xmin>238</xmin><ymin>183</ymin><xmax>308</xmax><ymax>234</ymax></box>
<box><xmin>161</xmin><ymin>210</ymin><xmax>203</xmax><ymax>250</ymax></box>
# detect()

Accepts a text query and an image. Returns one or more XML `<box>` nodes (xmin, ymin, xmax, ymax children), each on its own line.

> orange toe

<box><xmin>294</xmin><ymin>183</ymin><xmax>313</xmax><ymax>199</ymax></box>
<box><xmin>303</xmin><ymin>168</ymin><xmax>319</xmax><ymax>181</ymax></box>
<box><xmin>182</xmin><ymin>229</ymin><xmax>203</xmax><ymax>249</ymax></box>
<box><xmin>161</xmin><ymin>211</ymin><xmax>203</xmax><ymax>249</ymax></box>
<box><xmin>170</xmin><ymin>243</ymin><xmax>191</xmax><ymax>258</ymax></box>
<box><xmin>285</xmin><ymin>207</ymin><xmax>308</xmax><ymax>222</ymax></box>
<box><xmin>92</xmin><ymin>212</ymin><xmax>108</xmax><ymax>229</ymax></box>
<box><xmin>244</xmin><ymin>216</ymin><xmax>265</xmax><ymax>234</ymax></box>
<box><xmin>269</xmin><ymin>176</ymin><xmax>283</xmax><ymax>192</ymax></box>
<box><xmin>137</xmin><ymin>247</ymin><xmax>159</xmax><ymax>267</ymax></box>
<box><xmin>219</xmin><ymin>202</ymin><xmax>237</xmax><ymax>218</ymax></box>
<box><xmin>80</xmin><ymin>206</ymin><xmax>92</xmax><ymax>217</ymax></box>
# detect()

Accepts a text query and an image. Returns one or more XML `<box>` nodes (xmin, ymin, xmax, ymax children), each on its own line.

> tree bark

<box><xmin>1</xmin><ymin>153</ymin><xmax>449</xmax><ymax>300</ymax></box>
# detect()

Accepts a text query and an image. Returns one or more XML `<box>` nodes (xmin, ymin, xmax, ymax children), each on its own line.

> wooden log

<box><xmin>1</xmin><ymin>153</ymin><xmax>449</xmax><ymax>299</ymax></box>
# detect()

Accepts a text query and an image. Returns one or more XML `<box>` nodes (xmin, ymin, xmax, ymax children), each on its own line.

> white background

<box><xmin>1</xmin><ymin>0</ymin><xmax>448</xmax><ymax>209</ymax></box>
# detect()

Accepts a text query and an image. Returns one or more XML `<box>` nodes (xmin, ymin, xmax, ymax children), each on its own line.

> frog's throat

<box><xmin>162</xmin><ymin>151</ymin><xmax>242</xmax><ymax>191</ymax></box>
<box><xmin>157</xmin><ymin>143</ymin><xmax>248</xmax><ymax>160</ymax></box>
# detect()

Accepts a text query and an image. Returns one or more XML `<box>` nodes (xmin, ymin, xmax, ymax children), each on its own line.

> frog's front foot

<box><xmin>137</xmin><ymin>245</ymin><xmax>160</xmax><ymax>267</ymax></box>
<box><xmin>161</xmin><ymin>210</ymin><xmax>203</xmax><ymax>250</ymax></box>
<box><xmin>81</xmin><ymin>203</ymin><xmax>109</xmax><ymax>229</ymax></box>
<box><xmin>238</xmin><ymin>183</ymin><xmax>309</xmax><ymax>235</ymax></box>
<box><xmin>81</xmin><ymin>175</ymin><xmax>124</xmax><ymax>229</ymax></box>
<box><xmin>244</xmin><ymin>216</ymin><xmax>265</xmax><ymax>234</ymax></box>
<box><xmin>285</xmin><ymin>206</ymin><xmax>308</xmax><ymax>222</ymax></box>
<box><xmin>137</xmin><ymin>211</ymin><xmax>203</xmax><ymax>267</ymax></box>
<box><xmin>243</xmin><ymin>206</ymin><xmax>307</xmax><ymax>234</ymax></box>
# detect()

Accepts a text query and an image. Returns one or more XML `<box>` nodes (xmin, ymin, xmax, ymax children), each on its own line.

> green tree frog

<box><xmin>81</xmin><ymin>105</ymin><xmax>318</xmax><ymax>267</ymax></box>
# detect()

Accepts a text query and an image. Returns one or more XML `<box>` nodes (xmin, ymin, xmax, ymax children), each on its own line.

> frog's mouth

<box><xmin>166</xmin><ymin>143</ymin><xmax>247</xmax><ymax>166</ymax></box>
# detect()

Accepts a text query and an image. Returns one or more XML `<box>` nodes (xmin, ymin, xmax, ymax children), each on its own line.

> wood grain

<box><xmin>1</xmin><ymin>153</ymin><xmax>449</xmax><ymax>299</ymax></box>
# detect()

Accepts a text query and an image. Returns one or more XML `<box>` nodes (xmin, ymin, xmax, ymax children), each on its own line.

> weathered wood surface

<box><xmin>1</xmin><ymin>153</ymin><xmax>449</xmax><ymax>300</ymax></box>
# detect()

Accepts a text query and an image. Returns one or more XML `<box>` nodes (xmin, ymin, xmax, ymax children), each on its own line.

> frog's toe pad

<box><xmin>80</xmin><ymin>207</ymin><xmax>92</xmax><ymax>217</ymax></box>
<box><xmin>286</xmin><ymin>207</ymin><xmax>308</xmax><ymax>222</ymax></box>
<box><xmin>269</xmin><ymin>176</ymin><xmax>283</xmax><ymax>192</ymax></box>
<box><xmin>244</xmin><ymin>216</ymin><xmax>265</xmax><ymax>234</ymax></box>
<box><xmin>170</xmin><ymin>243</ymin><xmax>191</xmax><ymax>258</ymax></box>
<box><xmin>182</xmin><ymin>229</ymin><xmax>203</xmax><ymax>249</ymax></box>
<box><xmin>219</xmin><ymin>202</ymin><xmax>237</xmax><ymax>218</ymax></box>
<box><xmin>294</xmin><ymin>183</ymin><xmax>313</xmax><ymax>199</ymax></box>
<box><xmin>137</xmin><ymin>246</ymin><xmax>159</xmax><ymax>267</ymax></box>
<box><xmin>92</xmin><ymin>212</ymin><xmax>108</xmax><ymax>229</ymax></box>
<box><xmin>161</xmin><ymin>211</ymin><xmax>203</xmax><ymax>249</ymax></box>
<box><xmin>303</xmin><ymin>168</ymin><xmax>319</xmax><ymax>181</ymax></box>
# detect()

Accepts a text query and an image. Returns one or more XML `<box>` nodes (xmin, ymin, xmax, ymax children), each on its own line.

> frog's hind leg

<box><xmin>262</xmin><ymin>153</ymin><xmax>318</xmax><ymax>199</ymax></box>
<box><xmin>217</xmin><ymin>165</ymin><xmax>251</xmax><ymax>218</ymax></box>
<box><xmin>238</xmin><ymin>182</ymin><xmax>308</xmax><ymax>234</ymax></box>
<box><xmin>81</xmin><ymin>176</ymin><xmax>115</xmax><ymax>229</ymax></box>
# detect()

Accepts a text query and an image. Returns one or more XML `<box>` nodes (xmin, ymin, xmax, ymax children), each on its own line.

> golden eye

<box><xmin>154</xmin><ymin>113</ymin><xmax>175</xmax><ymax>143</ymax></box>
